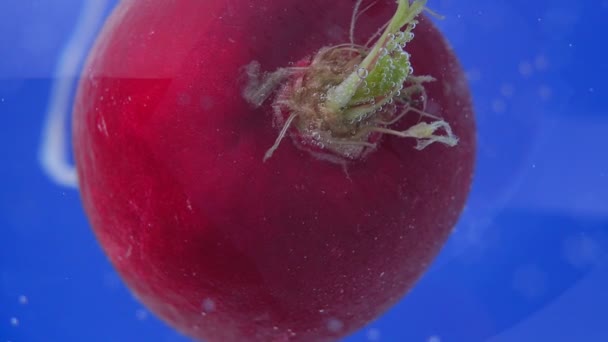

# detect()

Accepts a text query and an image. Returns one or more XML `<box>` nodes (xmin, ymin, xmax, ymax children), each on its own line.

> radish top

<box><xmin>244</xmin><ymin>0</ymin><xmax>459</xmax><ymax>164</ymax></box>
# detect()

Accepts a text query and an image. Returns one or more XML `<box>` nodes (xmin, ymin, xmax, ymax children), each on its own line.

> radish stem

<box><xmin>324</xmin><ymin>0</ymin><xmax>426</xmax><ymax>115</ymax></box>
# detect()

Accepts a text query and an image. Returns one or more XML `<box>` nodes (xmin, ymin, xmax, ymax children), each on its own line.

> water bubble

<box><xmin>10</xmin><ymin>317</ymin><xmax>19</xmax><ymax>327</ymax></box>
<box><xmin>201</xmin><ymin>298</ymin><xmax>216</xmax><ymax>314</ymax></box>
<box><xmin>395</xmin><ymin>31</ymin><xmax>405</xmax><ymax>40</ymax></box>
<box><xmin>387</xmin><ymin>33</ymin><xmax>395</xmax><ymax>40</ymax></box>
<box><xmin>357</xmin><ymin>68</ymin><xmax>369</xmax><ymax>79</ymax></box>
<box><xmin>367</xmin><ymin>328</ymin><xmax>381</xmax><ymax>341</ymax></box>
<box><xmin>408</xmin><ymin>66</ymin><xmax>414</xmax><ymax>74</ymax></box>
<box><xmin>491</xmin><ymin>99</ymin><xmax>506</xmax><ymax>113</ymax></box>
<box><xmin>396</xmin><ymin>90</ymin><xmax>401</xmax><ymax>96</ymax></box>
<box><xmin>379</xmin><ymin>48</ymin><xmax>388</xmax><ymax>57</ymax></box>
<box><xmin>327</xmin><ymin>318</ymin><xmax>344</xmax><ymax>332</ymax></box>
<box><xmin>363</xmin><ymin>87</ymin><xmax>371</xmax><ymax>95</ymax></box>
<box><xmin>428</xmin><ymin>336</ymin><xmax>441</xmax><ymax>342</ymax></box>
<box><xmin>135</xmin><ymin>309</ymin><xmax>148</xmax><ymax>321</ymax></box>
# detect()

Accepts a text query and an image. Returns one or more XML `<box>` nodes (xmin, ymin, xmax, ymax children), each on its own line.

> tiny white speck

<box><xmin>500</xmin><ymin>84</ymin><xmax>515</xmax><ymax>98</ymax></box>
<box><xmin>518</xmin><ymin>61</ymin><xmax>533</xmax><ymax>77</ymax></box>
<box><xmin>534</xmin><ymin>55</ymin><xmax>549</xmax><ymax>71</ymax></box>
<box><xmin>97</xmin><ymin>116</ymin><xmax>109</xmax><ymax>137</ymax></box>
<box><xmin>491</xmin><ymin>99</ymin><xmax>507</xmax><ymax>113</ymax></box>
<box><xmin>202</xmin><ymin>298</ymin><xmax>216</xmax><ymax>313</ymax></box>
<box><xmin>367</xmin><ymin>328</ymin><xmax>381</xmax><ymax>341</ymax></box>
<box><xmin>539</xmin><ymin>85</ymin><xmax>552</xmax><ymax>100</ymax></box>
<box><xmin>465</xmin><ymin>68</ymin><xmax>481</xmax><ymax>82</ymax></box>
<box><xmin>136</xmin><ymin>309</ymin><xmax>148</xmax><ymax>320</ymax></box>
<box><xmin>186</xmin><ymin>199</ymin><xmax>193</xmax><ymax>211</ymax></box>
<box><xmin>327</xmin><ymin>318</ymin><xmax>344</xmax><ymax>332</ymax></box>
<box><xmin>10</xmin><ymin>317</ymin><xmax>19</xmax><ymax>326</ymax></box>
<box><xmin>18</xmin><ymin>295</ymin><xmax>28</xmax><ymax>305</ymax></box>
<box><xmin>428</xmin><ymin>336</ymin><xmax>441</xmax><ymax>342</ymax></box>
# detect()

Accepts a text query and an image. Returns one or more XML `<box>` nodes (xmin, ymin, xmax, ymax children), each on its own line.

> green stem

<box><xmin>324</xmin><ymin>0</ymin><xmax>427</xmax><ymax>113</ymax></box>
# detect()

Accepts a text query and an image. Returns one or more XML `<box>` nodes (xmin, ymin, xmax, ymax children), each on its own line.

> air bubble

<box><xmin>357</xmin><ymin>68</ymin><xmax>369</xmax><ymax>79</ymax></box>
<box><xmin>387</xmin><ymin>33</ymin><xmax>395</xmax><ymax>40</ymax></box>
<box><xmin>10</xmin><ymin>317</ymin><xmax>19</xmax><ymax>326</ymax></box>
<box><xmin>408</xmin><ymin>66</ymin><xmax>414</xmax><ymax>74</ymax></box>
<box><xmin>135</xmin><ymin>309</ymin><xmax>148</xmax><ymax>320</ymax></box>
<box><xmin>395</xmin><ymin>31</ymin><xmax>405</xmax><ymax>40</ymax></box>
<box><xmin>408</xmin><ymin>32</ymin><xmax>415</xmax><ymax>40</ymax></box>
<box><xmin>327</xmin><ymin>318</ymin><xmax>344</xmax><ymax>332</ymax></box>
<box><xmin>379</xmin><ymin>48</ymin><xmax>388</xmax><ymax>57</ymax></box>
<box><xmin>201</xmin><ymin>298</ymin><xmax>216</xmax><ymax>314</ymax></box>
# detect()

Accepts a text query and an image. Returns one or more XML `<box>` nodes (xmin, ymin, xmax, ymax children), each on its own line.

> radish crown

<box><xmin>243</xmin><ymin>0</ymin><xmax>459</xmax><ymax>164</ymax></box>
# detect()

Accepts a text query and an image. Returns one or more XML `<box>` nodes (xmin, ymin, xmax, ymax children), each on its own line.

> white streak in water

<box><xmin>39</xmin><ymin>0</ymin><xmax>110</xmax><ymax>188</ymax></box>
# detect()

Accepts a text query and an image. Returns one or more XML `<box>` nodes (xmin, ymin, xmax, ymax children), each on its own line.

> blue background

<box><xmin>1</xmin><ymin>0</ymin><xmax>607</xmax><ymax>341</ymax></box>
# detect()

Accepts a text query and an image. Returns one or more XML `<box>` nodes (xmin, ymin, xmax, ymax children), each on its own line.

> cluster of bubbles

<box><xmin>353</xmin><ymin>25</ymin><xmax>417</xmax><ymax>107</ymax></box>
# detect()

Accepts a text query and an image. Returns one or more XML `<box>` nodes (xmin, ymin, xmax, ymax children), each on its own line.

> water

<box><xmin>1</xmin><ymin>1</ymin><xmax>607</xmax><ymax>341</ymax></box>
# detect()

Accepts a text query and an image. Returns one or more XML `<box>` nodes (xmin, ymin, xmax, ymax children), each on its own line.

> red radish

<box><xmin>73</xmin><ymin>0</ymin><xmax>475</xmax><ymax>341</ymax></box>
